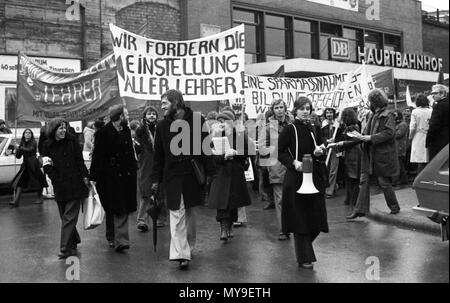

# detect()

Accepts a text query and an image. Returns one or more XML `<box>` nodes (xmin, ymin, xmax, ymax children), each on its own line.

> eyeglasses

<box><xmin>431</xmin><ymin>92</ymin><xmax>440</xmax><ymax>95</ymax></box>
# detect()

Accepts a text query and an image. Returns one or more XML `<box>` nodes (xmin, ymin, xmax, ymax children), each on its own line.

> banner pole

<box><xmin>13</xmin><ymin>51</ymin><xmax>21</xmax><ymax>203</ymax></box>
<box><xmin>392</xmin><ymin>68</ymin><xmax>397</xmax><ymax>110</ymax></box>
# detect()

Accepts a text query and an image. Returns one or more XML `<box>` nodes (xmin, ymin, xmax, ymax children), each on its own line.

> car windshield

<box><xmin>0</xmin><ymin>137</ymin><xmax>8</xmax><ymax>155</ymax></box>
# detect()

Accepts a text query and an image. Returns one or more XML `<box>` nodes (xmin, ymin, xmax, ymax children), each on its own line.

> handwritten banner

<box><xmin>109</xmin><ymin>23</ymin><xmax>245</xmax><ymax>101</ymax></box>
<box><xmin>241</xmin><ymin>67</ymin><xmax>374</xmax><ymax>119</ymax></box>
<box><xmin>17</xmin><ymin>53</ymin><xmax>147</xmax><ymax>122</ymax></box>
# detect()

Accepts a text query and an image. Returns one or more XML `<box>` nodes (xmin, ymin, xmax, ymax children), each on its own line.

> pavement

<box><xmin>366</xmin><ymin>186</ymin><xmax>441</xmax><ymax>236</ymax></box>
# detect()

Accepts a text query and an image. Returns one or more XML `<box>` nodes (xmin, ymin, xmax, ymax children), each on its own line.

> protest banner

<box><xmin>16</xmin><ymin>53</ymin><xmax>147</xmax><ymax>122</ymax></box>
<box><xmin>241</xmin><ymin>65</ymin><xmax>375</xmax><ymax>119</ymax></box>
<box><xmin>109</xmin><ymin>23</ymin><xmax>245</xmax><ymax>101</ymax></box>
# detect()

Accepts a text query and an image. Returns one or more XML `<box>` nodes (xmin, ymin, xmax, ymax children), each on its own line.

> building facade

<box><xmin>0</xmin><ymin>0</ymin><xmax>449</xmax><ymax>127</ymax></box>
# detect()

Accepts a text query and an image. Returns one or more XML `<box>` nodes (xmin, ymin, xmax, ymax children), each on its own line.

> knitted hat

<box><xmin>217</xmin><ymin>110</ymin><xmax>235</xmax><ymax>121</ymax></box>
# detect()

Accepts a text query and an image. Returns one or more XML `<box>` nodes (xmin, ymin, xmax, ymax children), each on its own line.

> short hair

<box><xmin>161</xmin><ymin>89</ymin><xmax>185</xmax><ymax>110</ymax></box>
<box><xmin>270</xmin><ymin>99</ymin><xmax>287</xmax><ymax>113</ymax></box>
<box><xmin>206</xmin><ymin>111</ymin><xmax>218</xmax><ymax>120</ymax></box>
<box><xmin>415</xmin><ymin>93</ymin><xmax>429</xmax><ymax>108</ymax></box>
<box><xmin>368</xmin><ymin>88</ymin><xmax>388</xmax><ymax>109</ymax></box>
<box><xmin>432</xmin><ymin>84</ymin><xmax>449</xmax><ymax>97</ymax></box>
<box><xmin>324</xmin><ymin>107</ymin><xmax>337</xmax><ymax>119</ymax></box>
<box><xmin>109</xmin><ymin>104</ymin><xmax>125</xmax><ymax>122</ymax></box>
<box><xmin>292</xmin><ymin>96</ymin><xmax>313</xmax><ymax>115</ymax></box>
<box><xmin>340</xmin><ymin>107</ymin><xmax>359</xmax><ymax>126</ymax></box>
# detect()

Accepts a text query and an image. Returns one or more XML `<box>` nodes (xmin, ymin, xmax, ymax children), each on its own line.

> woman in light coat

<box><xmin>409</xmin><ymin>94</ymin><xmax>432</xmax><ymax>174</ymax></box>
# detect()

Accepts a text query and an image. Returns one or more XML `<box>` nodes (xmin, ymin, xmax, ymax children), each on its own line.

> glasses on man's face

<box><xmin>431</xmin><ymin>92</ymin><xmax>440</xmax><ymax>95</ymax></box>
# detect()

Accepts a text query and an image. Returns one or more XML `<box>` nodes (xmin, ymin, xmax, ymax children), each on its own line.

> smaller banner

<box><xmin>17</xmin><ymin>53</ymin><xmax>147</xmax><ymax>122</ymax></box>
<box><xmin>241</xmin><ymin>66</ymin><xmax>374</xmax><ymax>119</ymax></box>
<box><xmin>109</xmin><ymin>23</ymin><xmax>245</xmax><ymax>101</ymax></box>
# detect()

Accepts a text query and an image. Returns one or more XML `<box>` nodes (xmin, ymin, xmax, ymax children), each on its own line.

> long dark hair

<box><xmin>20</xmin><ymin>128</ymin><xmax>36</xmax><ymax>146</ymax></box>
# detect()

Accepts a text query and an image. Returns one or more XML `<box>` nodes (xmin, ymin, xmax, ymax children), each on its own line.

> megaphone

<box><xmin>297</xmin><ymin>154</ymin><xmax>319</xmax><ymax>194</ymax></box>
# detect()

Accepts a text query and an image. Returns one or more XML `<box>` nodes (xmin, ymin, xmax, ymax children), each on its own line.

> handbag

<box><xmin>191</xmin><ymin>158</ymin><xmax>206</xmax><ymax>186</ymax></box>
<box><xmin>83</xmin><ymin>183</ymin><xmax>105</xmax><ymax>230</ymax></box>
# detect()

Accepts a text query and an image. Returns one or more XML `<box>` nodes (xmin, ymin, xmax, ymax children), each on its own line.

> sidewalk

<box><xmin>367</xmin><ymin>187</ymin><xmax>441</xmax><ymax>236</ymax></box>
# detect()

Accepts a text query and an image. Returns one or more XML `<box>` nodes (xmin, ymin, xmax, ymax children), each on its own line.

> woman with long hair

<box><xmin>10</xmin><ymin>129</ymin><xmax>47</xmax><ymax>207</ymax></box>
<box><xmin>409</xmin><ymin>94</ymin><xmax>432</xmax><ymax>175</ymax></box>
<box><xmin>277</xmin><ymin>97</ymin><xmax>329</xmax><ymax>269</ymax></box>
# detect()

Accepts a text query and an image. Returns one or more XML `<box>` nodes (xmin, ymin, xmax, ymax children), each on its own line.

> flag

<box><xmin>372</xmin><ymin>68</ymin><xmax>395</xmax><ymax>102</ymax></box>
<box><xmin>405</xmin><ymin>85</ymin><xmax>415</xmax><ymax>108</ymax></box>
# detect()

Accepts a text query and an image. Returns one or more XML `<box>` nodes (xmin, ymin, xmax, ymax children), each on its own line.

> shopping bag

<box><xmin>244</xmin><ymin>157</ymin><xmax>254</xmax><ymax>182</ymax></box>
<box><xmin>83</xmin><ymin>183</ymin><xmax>105</xmax><ymax>230</ymax></box>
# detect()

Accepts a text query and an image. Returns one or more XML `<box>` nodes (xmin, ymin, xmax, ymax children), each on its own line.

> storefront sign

<box><xmin>358</xmin><ymin>47</ymin><xmax>443</xmax><ymax>72</ymax></box>
<box><xmin>307</xmin><ymin>0</ymin><xmax>358</xmax><ymax>12</ymax></box>
<box><xmin>0</xmin><ymin>55</ymin><xmax>81</xmax><ymax>82</ymax></box>
<box><xmin>110</xmin><ymin>23</ymin><xmax>245</xmax><ymax>101</ymax></box>
<box><xmin>330</xmin><ymin>38</ymin><xmax>350</xmax><ymax>61</ymax></box>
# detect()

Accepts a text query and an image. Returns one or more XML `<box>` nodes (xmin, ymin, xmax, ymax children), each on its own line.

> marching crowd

<box><xmin>6</xmin><ymin>83</ymin><xmax>449</xmax><ymax>270</ymax></box>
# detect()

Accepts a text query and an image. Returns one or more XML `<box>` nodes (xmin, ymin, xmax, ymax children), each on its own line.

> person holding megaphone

<box><xmin>277</xmin><ymin>97</ymin><xmax>329</xmax><ymax>270</ymax></box>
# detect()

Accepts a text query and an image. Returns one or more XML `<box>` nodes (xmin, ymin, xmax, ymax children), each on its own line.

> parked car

<box><xmin>412</xmin><ymin>144</ymin><xmax>449</xmax><ymax>241</ymax></box>
<box><xmin>0</xmin><ymin>134</ymin><xmax>91</xmax><ymax>189</ymax></box>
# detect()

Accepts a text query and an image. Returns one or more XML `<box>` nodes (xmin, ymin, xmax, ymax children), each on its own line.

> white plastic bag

<box><xmin>83</xmin><ymin>183</ymin><xmax>105</xmax><ymax>230</ymax></box>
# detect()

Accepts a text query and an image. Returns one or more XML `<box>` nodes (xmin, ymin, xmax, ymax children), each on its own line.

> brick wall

<box><xmin>422</xmin><ymin>21</ymin><xmax>449</xmax><ymax>73</ymax></box>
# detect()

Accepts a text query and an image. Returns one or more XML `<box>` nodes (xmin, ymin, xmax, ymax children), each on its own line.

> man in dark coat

<box><xmin>426</xmin><ymin>84</ymin><xmax>449</xmax><ymax>161</ymax></box>
<box><xmin>347</xmin><ymin>89</ymin><xmax>401</xmax><ymax>219</ymax></box>
<box><xmin>90</xmin><ymin>104</ymin><xmax>137</xmax><ymax>252</ymax></box>
<box><xmin>135</xmin><ymin>105</ymin><xmax>159</xmax><ymax>232</ymax></box>
<box><xmin>42</xmin><ymin>118</ymin><xmax>89</xmax><ymax>259</ymax></box>
<box><xmin>151</xmin><ymin>89</ymin><xmax>215</xmax><ymax>269</ymax></box>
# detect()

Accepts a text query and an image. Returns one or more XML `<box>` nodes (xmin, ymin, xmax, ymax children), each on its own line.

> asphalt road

<box><xmin>0</xmin><ymin>189</ymin><xmax>448</xmax><ymax>283</ymax></box>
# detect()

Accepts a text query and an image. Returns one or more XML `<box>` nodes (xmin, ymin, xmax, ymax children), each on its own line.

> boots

<box><xmin>227</xmin><ymin>221</ymin><xmax>234</xmax><ymax>239</ymax></box>
<box><xmin>220</xmin><ymin>220</ymin><xmax>228</xmax><ymax>241</ymax></box>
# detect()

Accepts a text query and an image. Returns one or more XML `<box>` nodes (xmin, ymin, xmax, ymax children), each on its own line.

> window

<box><xmin>293</xmin><ymin>19</ymin><xmax>318</xmax><ymax>59</ymax></box>
<box><xmin>232</xmin><ymin>8</ymin><xmax>262</xmax><ymax>64</ymax></box>
<box><xmin>343</xmin><ymin>27</ymin><xmax>364</xmax><ymax>62</ymax></box>
<box><xmin>384</xmin><ymin>34</ymin><xmax>401</xmax><ymax>52</ymax></box>
<box><xmin>364</xmin><ymin>30</ymin><xmax>382</xmax><ymax>49</ymax></box>
<box><xmin>264</xmin><ymin>14</ymin><xmax>289</xmax><ymax>61</ymax></box>
<box><xmin>320</xmin><ymin>22</ymin><xmax>342</xmax><ymax>60</ymax></box>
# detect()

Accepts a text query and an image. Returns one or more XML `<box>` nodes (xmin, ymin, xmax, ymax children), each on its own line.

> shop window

<box><xmin>384</xmin><ymin>34</ymin><xmax>401</xmax><ymax>52</ymax></box>
<box><xmin>294</xmin><ymin>19</ymin><xmax>318</xmax><ymax>59</ymax></box>
<box><xmin>5</xmin><ymin>88</ymin><xmax>41</xmax><ymax>129</ymax></box>
<box><xmin>320</xmin><ymin>22</ymin><xmax>342</xmax><ymax>60</ymax></box>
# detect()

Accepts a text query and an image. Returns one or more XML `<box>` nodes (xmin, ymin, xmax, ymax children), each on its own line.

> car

<box><xmin>412</xmin><ymin>144</ymin><xmax>449</xmax><ymax>241</ymax></box>
<box><xmin>0</xmin><ymin>134</ymin><xmax>91</xmax><ymax>189</ymax></box>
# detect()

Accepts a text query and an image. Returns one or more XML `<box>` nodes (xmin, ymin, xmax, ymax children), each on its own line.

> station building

<box><xmin>0</xmin><ymin>0</ymin><xmax>448</xmax><ymax>129</ymax></box>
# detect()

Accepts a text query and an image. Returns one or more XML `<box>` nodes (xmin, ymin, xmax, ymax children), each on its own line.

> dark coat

<box><xmin>12</xmin><ymin>140</ymin><xmax>47</xmax><ymax>191</ymax></box>
<box><xmin>208</xmin><ymin>130</ymin><xmax>252</xmax><ymax>210</ymax></box>
<box><xmin>42</xmin><ymin>134</ymin><xmax>89</xmax><ymax>203</ymax></box>
<box><xmin>340</xmin><ymin>124</ymin><xmax>362</xmax><ymax>180</ymax></box>
<box><xmin>135</xmin><ymin>122</ymin><xmax>156</xmax><ymax>197</ymax></box>
<box><xmin>395</xmin><ymin>121</ymin><xmax>408</xmax><ymax>157</ymax></box>
<box><xmin>278</xmin><ymin>119</ymin><xmax>329</xmax><ymax>237</ymax></box>
<box><xmin>426</xmin><ymin>96</ymin><xmax>449</xmax><ymax>157</ymax></box>
<box><xmin>361</xmin><ymin>108</ymin><xmax>399</xmax><ymax>177</ymax></box>
<box><xmin>90</xmin><ymin>122</ymin><xmax>137</xmax><ymax>215</ymax></box>
<box><xmin>150</xmin><ymin>107</ymin><xmax>216</xmax><ymax>210</ymax></box>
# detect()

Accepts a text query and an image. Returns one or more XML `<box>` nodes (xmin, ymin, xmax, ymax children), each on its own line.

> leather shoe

<box><xmin>115</xmin><ymin>244</ymin><xmax>130</xmax><ymax>253</ymax></box>
<box><xmin>108</xmin><ymin>241</ymin><xmax>115</xmax><ymax>248</ymax></box>
<box><xmin>278</xmin><ymin>233</ymin><xmax>290</xmax><ymax>241</ymax></box>
<box><xmin>346</xmin><ymin>212</ymin><xmax>365</xmax><ymax>220</ymax></box>
<box><xmin>263</xmin><ymin>202</ymin><xmax>275</xmax><ymax>210</ymax></box>
<box><xmin>137</xmin><ymin>224</ymin><xmax>149</xmax><ymax>232</ymax></box>
<box><xmin>390</xmin><ymin>209</ymin><xmax>400</xmax><ymax>214</ymax></box>
<box><xmin>58</xmin><ymin>250</ymin><xmax>76</xmax><ymax>259</ymax></box>
<box><xmin>179</xmin><ymin>259</ymin><xmax>189</xmax><ymax>269</ymax></box>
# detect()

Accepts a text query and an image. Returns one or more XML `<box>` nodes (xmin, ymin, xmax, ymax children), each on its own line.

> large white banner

<box><xmin>242</xmin><ymin>66</ymin><xmax>374</xmax><ymax>119</ymax></box>
<box><xmin>109</xmin><ymin>23</ymin><xmax>245</xmax><ymax>101</ymax></box>
<box><xmin>307</xmin><ymin>0</ymin><xmax>358</xmax><ymax>12</ymax></box>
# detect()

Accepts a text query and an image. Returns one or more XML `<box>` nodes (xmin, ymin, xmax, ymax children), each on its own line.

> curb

<box><xmin>367</xmin><ymin>209</ymin><xmax>441</xmax><ymax>236</ymax></box>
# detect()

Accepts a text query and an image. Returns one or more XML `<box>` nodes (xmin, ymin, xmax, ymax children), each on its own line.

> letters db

<box><xmin>330</xmin><ymin>38</ymin><xmax>350</xmax><ymax>61</ymax></box>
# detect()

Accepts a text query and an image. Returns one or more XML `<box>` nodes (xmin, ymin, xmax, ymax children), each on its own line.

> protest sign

<box><xmin>109</xmin><ymin>23</ymin><xmax>245</xmax><ymax>101</ymax></box>
<box><xmin>241</xmin><ymin>65</ymin><xmax>374</xmax><ymax>119</ymax></box>
<box><xmin>16</xmin><ymin>53</ymin><xmax>147</xmax><ymax>122</ymax></box>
